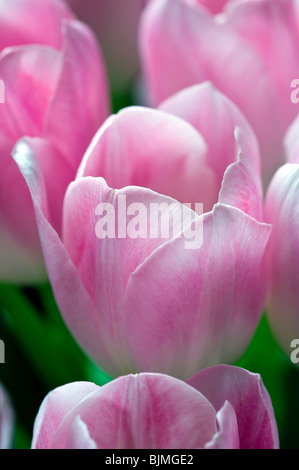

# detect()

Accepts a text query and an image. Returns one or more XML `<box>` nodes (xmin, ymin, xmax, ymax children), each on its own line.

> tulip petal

<box><xmin>0</xmin><ymin>45</ymin><xmax>61</xmax><ymax>140</ymax></box>
<box><xmin>17</xmin><ymin>137</ymin><xmax>74</xmax><ymax>236</ymax></box>
<box><xmin>205</xmin><ymin>401</ymin><xmax>240</xmax><ymax>449</ymax></box>
<box><xmin>123</xmin><ymin>204</ymin><xmax>271</xmax><ymax>378</ymax></box>
<box><xmin>158</xmin><ymin>82</ymin><xmax>263</xmax><ymax>219</ymax></box>
<box><xmin>44</xmin><ymin>20</ymin><xmax>110</xmax><ymax>169</ymax></box>
<box><xmin>78</xmin><ymin>106</ymin><xmax>218</xmax><ymax>212</ymax></box>
<box><xmin>0</xmin><ymin>0</ymin><xmax>73</xmax><ymax>50</ymax></box>
<box><xmin>187</xmin><ymin>364</ymin><xmax>279</xmax><ymax>449</ymax></box>
<box><xmin>0</xmin><ymin>136</ymin><xmax>46</xmax><ymax>282</ymax></box>
<box><xmin>264</xmin><ymin>163</ymin><xmax>299</xmax><ymax>361</ymax></box>
<box><xmin>32</xmin><ymin>382</ymin><xmax>99</xmax><ymax>449</ymax></box>
<box><xmin>219</xmin><ymin>127</ymin><xmax>263</xmax><ymax>221</ymax></box>
<box><xmin>12</xmin><ymin>142</ymin><xmax>114</xmax><ymax>374</ymax></box>
<box><xmin>159</xmin><ymin>81</ymin><xmax>259</xmax><ymax>185</ymax></box>
<box><xmin>49</xmin><ymin>374</ymin><xmax>217</xmax><ymax>449</ymax></box>
<box><xmin>66</xmin><ymin>416</ymin><xmax>97</xmax><ymax>449</ymax></box>
<box><xmin>139</xmin><ymin>0</ymin><xmax>287</xmax><ymax>182</ymax></box>
<box><xmin>63</xmin><ymin>176</ymin><xmax>198</xmax><ymax>375</ymax></box>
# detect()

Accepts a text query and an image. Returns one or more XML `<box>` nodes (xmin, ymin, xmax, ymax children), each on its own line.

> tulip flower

<box><xmin>14</xmin><ymin>83</ymin><xmax>270</xmax><ymax>379</ymax></box>
<box><xmin>31</xmin><ymin>365</ymin><xmax>279</xmax><ymax>449</ymax></box>
<box><xmin>0</xmin><ymin>5</ymin><xmax>109</xmax><ymax>283</ymax></box>
<box><xmin>264</xmin><ymin>118</ymin><xmax>299</xmax><ymax>362</ymax></box>
<box><xmin>0</xmin><ymin>383</ymin><xmax>15</xmax><ymax>449</ymax></box>
<box><xmin>66</xmin><ymin>0</ymin><xmax>148</xmax><ymax>95</ymax></box>
<box><xmin>139</xmin><ymin>0</ymin><xmax>299</xmax><ymax>183</ymax></box>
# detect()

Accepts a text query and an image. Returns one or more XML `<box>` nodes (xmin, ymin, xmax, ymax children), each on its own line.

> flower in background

<box><xmin>66</xmin><ymin>0</ymin><xmax>148</xmax><ymax>96</ymax></box>
<box><xmin>14</xmin><ymin>83</ymin><xmax>270</xmax><ymax>379</ymax></box>
<box><xmin>0</xmin><ymin>0</ymin><xmax>110</xmax><ymax>283</ymax></box>
<box><xmin>264</xmin><ymin>117</ymin><xmax>299</xmax><ymax>363</ymax></box>
<box><xmin>139</xmin><ymin>0</ymin><xmax>299</xmax><ymax>183</ymax></box>
<box><xmin>31</xmin><ymin>365</ymin><xmax>279</xmax><ymax>449</ymax></box>
<box><xmin>0</xmin><ymin>383</ymin><xmax>15</xmax><ymax>449</ymax></box>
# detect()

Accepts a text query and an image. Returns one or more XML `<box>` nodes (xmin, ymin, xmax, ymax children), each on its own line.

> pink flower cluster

<box><xmin>2</xmin><ymin>0</ymin><xmax>299</xmax><ymax>450</ymax></box>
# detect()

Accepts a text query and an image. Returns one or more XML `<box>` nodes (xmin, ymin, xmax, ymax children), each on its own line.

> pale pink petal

<box><xmin>66</xmin><ymin>416</ymin><xmax>97</xmax><ymax>449</ymax></box>
<box><xmin>78</xmin><ymin>106</ymin><xmax>218</xmax><ymax>213</ymax></box>
<box><xmin>0</xmin><ymin>0</ymin><xmax>74</xmax><ymax>50</ymax></box>
<box><xmin>187</xmin><ymin>364</ymin><xmax>279</xmax><ymax>449</ymax></box>
<box><xmin>50</xmin><ymin>374</ymin><xmax>217</xmax><ymax>449</ymax></box>
<box><xmin>0</xmin><ymin>45</ymin><xmax>61</xmax><ymax>140</ymax></box>
<box><xmin>264</xmin><ymin>163</ymin><xmax>299</xmax><ymax>362</ymax></box>
<box><xmin>0</xmin><ymin>136</ymin><xmax>46</xmax><ymax>282</ymax></box>
<box><xmin>32</xmin><ymin>382</ymin><xmax>99</xmax><ymax>449</ymax></box>
<box><xmin>159</xmin><ymin>82</ymin><xmax>259</xmax><ymax>185</ymax></box>
<box><xmin>139</xmin><ymin>0</ymin><xmax>289</xmax><ymax>182</ymax></box>
<box><xmin>123</xmin><ymin>204</ymin><xmax>271</xmax><ymax>378</ymax></box>
<box><xmin>18</xmin><ymin>137</ymin><xmax>75</xmax><ymax>236</ymax></box>
<box><xmin>44</xmin><ymin>20</ymin><xmax>110</xmax><ymax>170</ymax></box>
<box><xmin>205</xmin><ymin>401</ymin><xmax>240</xmax><ymax>449</ymax></box>
<box><xmin>158</xmin><ymin>82</ymin><xmax>263</xmax><ymax>219</ymax></box>
<box><xmin>12</xmin><ymin>143</ymin><xmax>114</xmax><ymax>375</ymax></box>
<box><xmin>63</xmin><ymin>177</ymin><xmax>198</xmax><ymax>375</ymax></box>
<box><xmin>219</xmin><ymin>127</ymin><xmax>263</xmax><ymax>221</ymax></box>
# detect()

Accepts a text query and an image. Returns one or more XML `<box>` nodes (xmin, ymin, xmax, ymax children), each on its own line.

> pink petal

<box><xmin>123</xmin><ymin>204</ymin><xmax>271</xmax><ymax>378</ymax></box>
<box><xmin>44</xmin><ymin>20</ymin><xmax>110</xmax><ymax>171</ymax></box>
<box><xmin>0</xmin><ymin>136</ymin><xmax>46</xmax><ymax>282</ymax></box>
<box><xmin>187</xmin><ymin>364</ymin><xmax>279</xmax><ymax>449</ymax></box>
<box><xmin>159</xmin><ymin>82</ymin><xmax>259</xmax><ymax>186</ymax></box>
<box><xmin>12</xmin><ymin>143</ymin><xmax>115</xmax><ymax>374</ymax></box>
<box><xmin>158</xmin><ymin>82</ymin><xmax>263</xmax><ymax>219</ymax></box>
<box><xmin>49</xmin><ymin>374</ymin><xmax>217</xmax><ymax>449</ymax></box>
<box><xmin>264</xmin><ymin>163</ymin><xmax>299</xmax><ymax>362</ymax></box>
<box><xmin>62</xmin><ymin>177</ymin><xmax>198</xmax><ymax>375</ymax></box>
<box><xmin>32</xmin><ymin>382</ymin><xmax>99</xmax><ymax>449</ymax></box>
<box><xmin>78</xmin><ymin>106</ymin><xmax>218</xmax><ymax>213</ymax></box>
<box><xmin>205</xmin><ymin>401</ymin><xmax>240</xmax><ymax>449</ymax></box>
<box><xmin>16</xmin><ymin>137</ymin><xmax>74</xmax><ymax>236</ymax></box>
<box><xmin>66</xmin><ymin>416</ymin><xmax>97</xmax><ymax>449</ymax></box>
<box><xmin>139</xmin><ymin>0</ymin><xmax>292</xmax><ymax>182</ymax></box>
<box><xmin>219</xmin><ymin>127</ymin><xmax>263</xmax><ymax>221</ymax></box>
<box><xmin>0</xmin><ymin>0</ymin><xmax>74</xmax><ymax>50</ymax></box>
<box><xmin>0</xmin><ymin>45</ymin><xmax>61</xmax><ymax>140</ymax></box>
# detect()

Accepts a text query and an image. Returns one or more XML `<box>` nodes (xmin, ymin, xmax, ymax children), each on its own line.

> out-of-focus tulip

<box><xmin>0</xmin><ymin>383</ymin><xmax>15</xmax><ymax>449</ymax></box>
<box><xmin>14</xmin><ymin>83</ymin><xmax>270</xmax><ymax>379</ymax></box>
<box><xmin>0</xmin><ymin>3</ymin><xmax>109</xmax><ymax>283</ymax></box>
<box><xmin>139</xmin><ymin>0</ymin><xmax>299</xmax><ymax>183</ymax></box>
<box><xmin>31</xmin><ymin>365</ymin><xmax>279</xmax><ymax>449</ymax></box>
<box><xmin>264</xmin><ymin>138</ymin><xmax>299</xmax><ymax>362</ymax></box>
<box><xmin>66</xmin><ymin>0</ymin><xmax>148</xmax><ymax>95</ymax></box>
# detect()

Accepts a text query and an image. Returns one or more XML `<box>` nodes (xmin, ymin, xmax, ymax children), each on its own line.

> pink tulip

<box><xmin>31</xmin><ymin>365</ymin><xmax>279</xmax><ymax>449</ymax></box>
<box><xmin>0</xmin><ymin>3</ymin><xmax>109</xmax><ymax>283</ymax></box>
<box><xmin>14</xmin><ymin>83</ymin><xmax>270</xmax><ymax>378</ymax></box>
<box><xmin>0</xmin><ymin>383</ymin><xmax>15</xmax><ymax>449</ymax></box>
<box><xmin>139</xmin><ymin>0</ymin><xmax>299</xmax><ymax>183</ymax></box>
<box><xmin>264</xmin><ymin>159</ymin><xmax>299</xmax><ymax>362</ymax></box>
<box><xmin>66</xmin><ymin>0</ymin><xmax>148</xmax><ymax>94</ymax></box>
